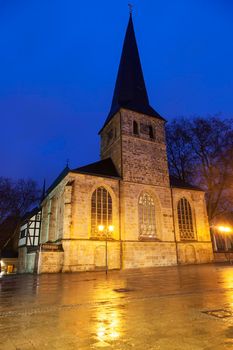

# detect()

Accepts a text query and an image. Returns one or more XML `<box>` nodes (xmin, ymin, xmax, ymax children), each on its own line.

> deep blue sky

<box><xmin>1</xmin><ymin>0</ymin><xmax>233</xmax><ymax>187</ymax></box>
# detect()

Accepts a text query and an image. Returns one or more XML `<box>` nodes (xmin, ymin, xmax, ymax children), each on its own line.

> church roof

<box><xmin>169</xmin><ymin>175</ymin><xmax>203</xmax><ymax>191</ymax></box>
<box><xmin>101</xmin><ymin>14</ymin><xmax>164</xmax><ymax>132</ymax></box>
<box><xmin>21</xmin><ymin>207</ymin><xmax>41</xmax><ymax>223</ymax></box>
<box><xmin>45</xmin><ymin>165</ymin><xmax>70</xmax><ymax>196</ymax></box>
<box><xmin>72</xmin><ymin>158</ymin><xmax>120</xmax><ymax>179</ymax></box>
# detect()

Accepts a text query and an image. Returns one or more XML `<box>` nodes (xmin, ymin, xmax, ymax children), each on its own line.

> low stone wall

<box><xmin>122</xmin><ymin>241</ymin><xmax>177</xmax><ymax>269</ymax></box>
<box><xmin>18</xmin><ymin>247</ymin><xmax>27</xmax><ymax>273</ymax></box>
<box><xmin>26</xmin><ymin>253</ymin><xmax>36</xmax><ymax>273</ymax></box>
<box><xmin>213</xmin><ymin>252</ymin><xmax>233</xmax><ymax>263</ymax></box>
<box><xmin>18</xmin><ymin>248</ymin><xmax>37</xmax><ymax>273</ymax></box>
<box><xmin>177</xmin><ymin>242</ymin><xmax>213</xmax><ymax>264</ymax></box>
<box><xmin>37</xmin><ymin>251</ymin><xmax>64</xmax><ymax>274</ymax></box>
<box><xmin>62</xmin><ymin>240</ymin><xmax>121</xmax><ymax>272</ymax></box>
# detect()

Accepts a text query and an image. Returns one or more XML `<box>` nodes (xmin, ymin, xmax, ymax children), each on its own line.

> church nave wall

<box><xmin>120</xmin><ymin>181</ymin><xmax>174</xmax><ymax>243</ymax></box>
<box><xmin>122</xmin><ymin>242</ymin><xmax>177</xmax><ymax>268</ymax></box>
<box><xmin>171</xmin><ymin>188</ymin><xmax>211</xmax><ymax>243</ymax></box>
<box><xmin>61</xmin><ymin>239</ymin><xmax>120</xmax><ymax>272</ymax></box>
<box><xmin>70</xmin><ymin>173</ymin><xmax>120</xmax><ymax>240</ymax></box>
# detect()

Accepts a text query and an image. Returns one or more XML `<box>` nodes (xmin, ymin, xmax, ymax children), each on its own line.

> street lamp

<box><xmin>98</xmin><ymin>225</ymin><xmax>114</xmax><ymax>274</ymax></box>
<box><xmin>216</xmin><ymin>225</ymin><xmax>232</xmax><ymax>251</ymax></box>
<box><xmin>217</xmin><ymin>226</ymin><xmax>232</xmax><ymax>234</ymax></box>
<box><xmin>215</xmin><ymin>225</ymin><xmax>233</xmax><ymax>263</ymax></box>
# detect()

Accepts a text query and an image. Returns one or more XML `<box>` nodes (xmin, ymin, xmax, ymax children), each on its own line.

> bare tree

<box><xmin>0</xmin><ymin>178</ymin><xmax>40</xmax><ymax>250</ymax></box>
<box><xmin>0</xmin><ymin>178</ymin><xmax>40</xmax><ymax>224</ymax></box>
<box><xmin>166</xmin><ymin>116</ymin><xmax>233</xmax><ymax>221</ymax></box>
<box><xmin>166</xmin><ymin>118</ymin><xmax>194</xmax><ymax>182</ymax></box>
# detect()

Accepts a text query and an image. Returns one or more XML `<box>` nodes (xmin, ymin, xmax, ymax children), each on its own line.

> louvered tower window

<box><xmin>177</xmin><ymin>197</ymin><xmax>195</xmax><ymax>240</ymax></box>
<box><xmin>138</xmin><ymin>192</ymin><xmax>156</xmax><ymax>238</ymax></box>
<box><xmin>91</xmin><ymin>187</ymin><xmax>112</xmax><ymax>237</ymax></box>
<box><xmin>133</xmin><ymin>121</ymin><xmax>139</xmax><ymax>135</ymax></box>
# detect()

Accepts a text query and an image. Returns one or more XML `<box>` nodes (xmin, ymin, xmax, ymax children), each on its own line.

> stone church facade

<box><xmin>18</xmin><ymin>14</ymin><xmax>213</xmax><ymax>273</ymax></box>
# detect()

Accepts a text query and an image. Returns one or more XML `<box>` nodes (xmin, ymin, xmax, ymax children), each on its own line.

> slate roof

<box><xmin>72</xmin><ymin>158</ymin><xmax>120</xmax><ymax>179</ymax></box>
<box><xmin>100</xmin><ymin>14</ymin><xmax>164</xmax><ymax>133</ymax></box>
<box><xmin>21</xmin><ymin>207</ymin><xmax>41</xmax><ymax>223</ymax></box>
<box><xmin>170</xmin><ymin>175</ymin><xmax>203</xmax><ymax>191</ymax></box>
<box><xmin>45</xmin><ymin>166</ymin><xmax>70</xmax><ymax>196</ymax></box>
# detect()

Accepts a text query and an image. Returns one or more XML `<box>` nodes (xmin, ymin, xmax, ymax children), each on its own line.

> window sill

<box><xmin>90</xmin><ymin>236</ymin><xmax>115</xmax><ymax>241</ymax></box>
<box><xmin>179</xmin><ymin>239</ymin><xmax>197</xmax><ymax>242</ymax></box>
<box><xmin>139</xmin><ymin>236</ymin><xmax>160</xmax><ymax>242</ymax></box>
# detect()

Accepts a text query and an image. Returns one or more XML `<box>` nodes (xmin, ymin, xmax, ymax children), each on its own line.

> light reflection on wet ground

<box><xmin>1</xmin><ymin>264</ymin><xmax>233</xmax><ymax>349</ymax></box>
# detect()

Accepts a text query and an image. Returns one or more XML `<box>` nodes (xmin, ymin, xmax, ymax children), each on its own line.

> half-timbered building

<box><xmin>18</xmin><ymin>207</ymin><xmax>41</xmax><ymax>273</ymax></box>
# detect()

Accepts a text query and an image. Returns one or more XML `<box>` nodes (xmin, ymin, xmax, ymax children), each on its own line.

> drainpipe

<box><xmin>37</xmin><ymin>243</ymin><xmax>42</xmax><ymax>274</ymax></box>
<box><xmin>171</xmin><ymin>187</ymin><xmax>179</xmax><ymax>265</ymax></box>
<box><xmin>119</xmin><ymin>110</ymin><xmax>123</xmax><ymax>270</ymax></box>
<box><xmin>119</xmin><ymin>179</ymin><xmax>123</xmax><ymax>270</ymax></box>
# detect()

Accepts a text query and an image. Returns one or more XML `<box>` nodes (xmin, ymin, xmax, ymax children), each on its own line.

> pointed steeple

<box><xmin>102</xmin><ymin>13</ymin><xmax>163</xmax><ymax>130</ymax></box>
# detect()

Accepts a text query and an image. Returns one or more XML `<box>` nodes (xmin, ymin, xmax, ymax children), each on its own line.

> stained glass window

<box><xmin>91</xmin><ymin>187</ymin><xmax>112</xmax><ymax>237</ymax></box>
<box><xmin>138</xmin><ymin>192</ymin><xmax>156</xmax><ymax>238</ymax></box>
<box><xmin>177</xmin><ymin>197</ymin><xmax>195</xmax><ymax>240</ymax></box>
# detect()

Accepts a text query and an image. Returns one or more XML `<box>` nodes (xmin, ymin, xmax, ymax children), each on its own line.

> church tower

<box><xmin>100</xmin><ymin>14</ymin><xmax>169</xmax><ymax>187</ymax></box>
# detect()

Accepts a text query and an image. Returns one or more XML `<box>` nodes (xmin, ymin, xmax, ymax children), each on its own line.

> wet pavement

<box><xmin>1</xmin><ymin>264</ymin><xmax>233</xmax><ymax>349</ymax></box>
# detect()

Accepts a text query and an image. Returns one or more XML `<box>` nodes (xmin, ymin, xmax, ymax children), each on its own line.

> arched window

<box><xmin>133</xmin><ymin>121</ymin><xmax>139</xmax><ymax>135</ymax></box>
<box><xmin>91</xmin><ymin>187</ymin><xmax>112</xmax><ymax>237</ymax></box>
<box><xmin>138</xmin><ymin>192</ymin><xmax>156</xmax><ymax>238</ymax></box>
<box><xmin>177</xmin><ymin>197</ymin><xmax>195</xmax><ymax>240</ymax></box>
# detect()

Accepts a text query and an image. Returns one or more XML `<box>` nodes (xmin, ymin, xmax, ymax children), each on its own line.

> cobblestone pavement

<box><xmin>1</xmin><ymin>264</ymin><xmax>233</xmax><ymax>349</ymax></box>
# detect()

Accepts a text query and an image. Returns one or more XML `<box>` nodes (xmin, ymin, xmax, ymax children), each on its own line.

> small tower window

<box><xmin>149</xmin><ymin>125</ymin><xmax>154</xmax><ymax>139</ymax></box>
<box><xmin>133</xmin><ymin>121</ymin><xmax>139</xmax><ymax>135</ymax></box>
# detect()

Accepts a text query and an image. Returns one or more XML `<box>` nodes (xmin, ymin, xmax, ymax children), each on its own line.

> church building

<box><xmin>18</xmin><ymin>14</ymin><xmax>213</xmax><ymax>273</ymax></box>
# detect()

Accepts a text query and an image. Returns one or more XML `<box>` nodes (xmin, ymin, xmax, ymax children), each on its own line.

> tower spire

<box><xmin>101</xmin><ymin>12</ymin><xmax>163</xmax><ymax>131</ymax></box>
<box><xmin>128</xmin><ymin>3</ymin><xmax>133</xmax><ymax>15</ymax></box>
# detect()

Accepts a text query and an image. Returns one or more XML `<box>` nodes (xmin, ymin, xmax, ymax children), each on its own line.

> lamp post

<box><xmin>98</xmin><ymin>225</ymin><xmax>114</xmax><ymax>275</ymax></box>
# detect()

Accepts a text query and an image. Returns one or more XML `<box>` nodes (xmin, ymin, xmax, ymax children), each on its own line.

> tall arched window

<box><xmin>177</xmin><ymin>197</ymin><xmax>195</xmax><ymax>240</ymax></box>
<box><xmin>91</xmin><ymin>187</ymin><xmax>112</xmax><ymax>237</ymax></box>
<box><xmin>138</xmin><ymin>192</ymin><xmax>156</xmax><ymax>238</ymax></box>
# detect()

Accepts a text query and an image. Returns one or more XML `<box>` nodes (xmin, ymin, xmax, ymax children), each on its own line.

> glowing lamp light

<box><xmin>217</xmin><ymin>226</ymin><xmax>232</xmax><ymax>233</ymax></box>
<box><xmin>98</xmin><ymin>225</ymin><xmax>105</xmax><ymax>232</ymax></box>
<box><xmin>108</xmin><ymin>225</ymin><xmax>114</xmax><ymax>232</ymax></box>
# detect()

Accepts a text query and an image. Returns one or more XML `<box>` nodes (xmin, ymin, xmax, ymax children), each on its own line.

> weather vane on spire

<box><xmin>128</xmin><ymin>3</ymin><xmax>133</xmax><ymax>15</ymax></box>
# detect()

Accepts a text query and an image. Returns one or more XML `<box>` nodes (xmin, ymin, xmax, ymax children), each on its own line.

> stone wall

<box><xmin>18</xmin><ymin>247</ymin><xmax>27</xmax><ymax>273</ymax></box>
<box><xmin>171</xmin><ymin>188</ymin><xmax>211</xmax><ymax>243</ymax></box>
<box><xmin>177</xmin><ymin>242</ymin><xmax>213</xmax><ymax>264</ymax></box>
<box><xmin>40</xmin><ymin>173</ymin><xmax>120</xmax><ymax>243</ymax></box>
<box><xmin>100</xmin><ymin>113</ymin><xmax>122</xmax><ymax>176</ymax></box>
<box><xmin>171</xmin><ymin>188</ymin><xmax>213</xmax><ymax>264</ymax></box>
<box><xmin>120</xmin><ymin>182</ymin><xmax>175</xmax><ymax>242</ymax></box>
<box><xmin>69</xmin><ymin>174</ymin><xmax>120</xmax><ymax>240</ymax></box>
<box><xmin>122</xmin><ymin>242</ymin><xmax>177</xmax><ymax>268</ymax></box>
<box><xmin>37</xmin><ymin>251</ymin><xmax>64</xmax><ymax>274</ymax></box>
<box><xmin>18</xmin><ymin>248</ymin><xmax>37</xmax><ymax>273</ymax></box>
<box><xmin>213</xmin><ymin>252</ymin><xmax>233</xmax><ymax>263</ymax></box>
<box><xmin>62</xmin><ymin>239</ymin><xmax>121</xmax><ymax>272</ymax></box>
<box><xmin>26</xmin><ymin>253</ymin><xmax>36</xmax><ymax>273</ymax></box>
<box><xmin>101</xmin><ymin>109</ymin><xmax>169</xmax><ymax>187</ymax></box>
